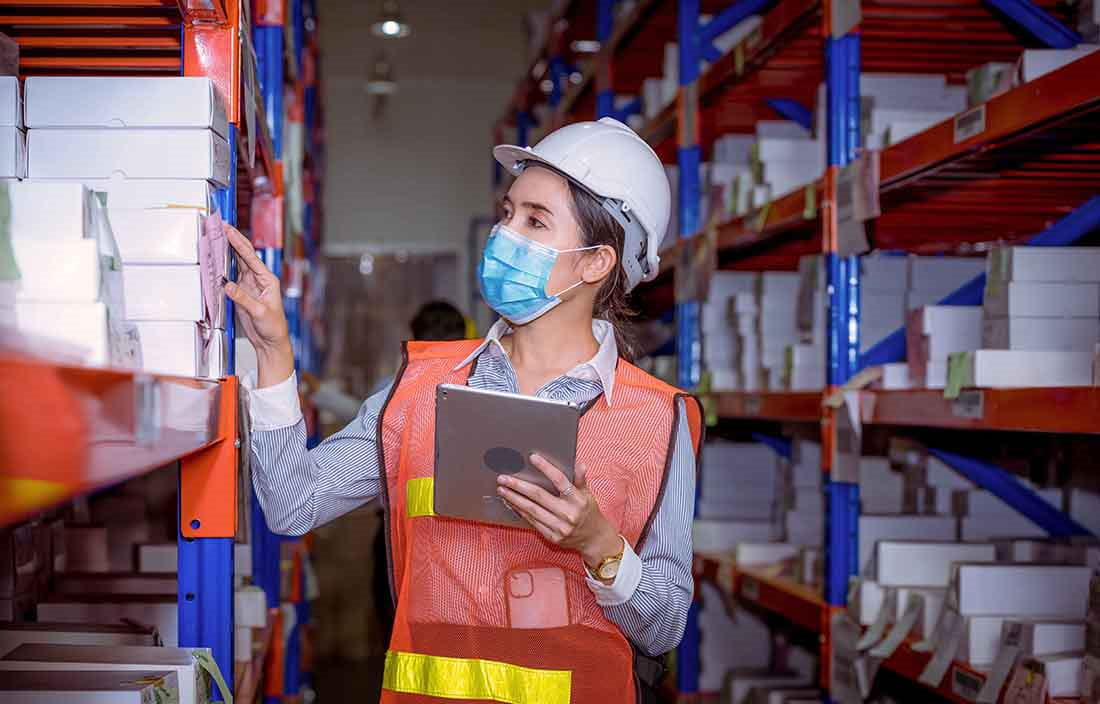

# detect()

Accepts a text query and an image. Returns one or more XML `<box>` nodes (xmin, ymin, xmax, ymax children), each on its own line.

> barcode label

<box><xmin>951</xmin><ymin>390</ymin><xmax>984</xmax><ymax>420</ymax></box>
<box><xmin>741</xmin><ymin>576</ymin><xmax>760</xmax><ymax>601</ymax></box>
<box><xmin>954</xmin><ymin>105</ymin><xmax>987</xmax><ymax>143</ymax></box>
<box><xmin>952</xmin><ymin>667</ymin><xmax>984</xmax><ymax>702</ymax></box>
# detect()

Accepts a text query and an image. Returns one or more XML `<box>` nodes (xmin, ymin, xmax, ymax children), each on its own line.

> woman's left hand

<box><xmin>497</xmin><ymin>455</ymin><xmax>623</xmax><ymax>570</ymax></box>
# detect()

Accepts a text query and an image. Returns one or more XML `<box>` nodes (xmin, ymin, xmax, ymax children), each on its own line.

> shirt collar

<box><xmin>452</xmin><ymin>319</ymin><xmax>620</xmax><ymax>404</ymax></box>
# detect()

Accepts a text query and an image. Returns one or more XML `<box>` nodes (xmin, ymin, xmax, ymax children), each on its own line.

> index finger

<box><xmin>226</xmin><ymin>226</ymin><xmax>273</xmax><ymax>279</ymax></box>
<box><xmin>529</xmin><ymin>453</ymin><xmax>574</xmax><ymax>495</ymax></box>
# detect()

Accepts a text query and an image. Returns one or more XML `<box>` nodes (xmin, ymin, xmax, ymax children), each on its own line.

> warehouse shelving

<box><xmin>500</xmin><ymin>1</ymin><xmax>1099</xmax><ymax>702</ymax></box>
<box><xmin>0</xmin><ymin>1</ymin><xmax>322</xmax><ymax>701</ymax></box>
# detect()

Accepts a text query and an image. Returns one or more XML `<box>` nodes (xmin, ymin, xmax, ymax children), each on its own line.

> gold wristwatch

<box><xmin>588</xmin><ymin>538</ymin><xmax>625</xmax><ymax>584</ymax></box>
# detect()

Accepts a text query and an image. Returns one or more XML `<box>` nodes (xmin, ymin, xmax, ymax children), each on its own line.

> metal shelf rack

<box><xmin>499</xmin><ymin>1</ymin><xmax>1100</xmax><ymax>702</ymax></box>
<box><xmin>0</xmin><ymin>1</ymin><xmax>323</xmax><ymax>701</ymax></box>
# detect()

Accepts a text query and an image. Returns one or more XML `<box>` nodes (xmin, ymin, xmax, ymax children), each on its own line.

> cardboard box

<box><xmin>1</xmin><ymin>643</ymin><xmax>210</xmax><ymax>704</ymax></box>
<box><xmin>122</xmin><ymin>265</ymin><xmax>203</xmax><ymax>322</ymax></box>
<box><xmin>25</xmin><ymin>76</ymin><xmax>227</xmax><ymax>137</ymax></box>
<box><xmin>12</xmin><ymin>239</ymin><xmax>100</xmax><ymax>303</ymax></box>
<box><xmin>954</xmin><ymin>564</ymin><xmax>1092</xmax><ymax>617</ymax></box>
<box><xmin>982</xmin><ymin>316</ymin><xmax>1099</xmax><ymax>351</ymax></box>
<box><xmin>0</xmin><ymin>669</ymin><xmax>179</xmax><ymax>703</ymax></box>
<box><xmin>36</xmin><ymin>595</ymin><xmax>179</xmax><ymax>646</ymax></box>
<box><xmin>950</xmin><ymin>349</ymin><xmax>1095</xmax><ymax>388</ymax></box>
<box><xmin>131</xmin><ymin>322</ymin><xmax>207</xmax><ymax>377</ymax></box>
<box><xmin>0</xmin><ymin>622</ymin><xmax>158</xmax><ymax>658</ymax></box>
<box><xmin>858</xmin><ymin>515</ymin><xmax>958</xmax><ymax>573</ymax></box>
<box><xmin>0</xmin><ymin>76</ymin><xmax>19</xmax><ymax>127</ymax></box>
<box><xmin>876</xmin><ymin>541</ymin><xmax>996</xmax><ymax>587</ymax></box>
<box><xmin>51</xmin><ymin>573</ymin><xmax>176</xmax><ymax>596</ymax></box>
<box><xmin>8</xmin><ymin>181</ymin><xmax>90</xmax><ymax>241</ymax></box>
<box><xmin>988</xmin><ymin>245</ymin><xmax>1100</xmax><ymax>284</ymax></box>
<box><xmin>694</xmin><ymin>520</ymin><xmax>781</xmax><ymax>553</ymax></box>
<box><xmin>11</xmin><ymin>302</ymin><xmax>109</xmax><ymax>365</ymax></box>
<box><xmin>27</xmin><ymin>129</ymin><xmax>230</xmax><ymax>186</ymax></box>
<box><xmin>0</xmin><ymin>126</ymin><xmax>26</xmax><ymax>178</ymax></box>
<box><xmin>985</xmin><ymin>281</ymin><xmax>1100</xmax><ymax>319</ymax></box>
<box><xmin>109</xmin><ymin>209</ymin><xmax>204</xmax><ymax>264</ymax></box>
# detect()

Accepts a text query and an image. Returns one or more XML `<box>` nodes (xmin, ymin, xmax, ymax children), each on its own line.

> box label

<box><xmin>951</xmin><ymin>667</ymin><xmax>984</xmax><ymax>702</ymax></box>
<box><xmin>954</xmin><ymin>105</ymin><xmax>987</xmax><ymax>144</ymax></box>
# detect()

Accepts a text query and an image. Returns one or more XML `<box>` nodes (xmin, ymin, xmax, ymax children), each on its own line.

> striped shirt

<box><xmin>248</xmin><ymin>320</ymin><xmax>695</xmax><ymax>656</ymax></box>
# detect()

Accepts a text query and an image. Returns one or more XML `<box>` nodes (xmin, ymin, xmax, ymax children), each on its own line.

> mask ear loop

<box><xmin>545</xmin><ymin>244</ymin><xmax>602</xmax><ymax>297</ymax></box>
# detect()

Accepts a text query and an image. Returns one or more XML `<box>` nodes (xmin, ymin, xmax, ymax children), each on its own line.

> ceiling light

<box><xmin>365</xmin><ymin>53</ymin><xmax>397</xmax><ymax>95</ymax></box>
<box><xmin>371</xmin><ymin>1</ymin><xmax>410</xmax><ymax>38</ymax></box>
<box><xmin>571</xmin><ymin>39</ymin><xmax>601</xmax><ymax>53</ymax></box>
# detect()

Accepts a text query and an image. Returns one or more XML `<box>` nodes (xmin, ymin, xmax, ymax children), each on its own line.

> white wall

<box><xmin>318</xmin><ymin>0</ymin><xmax>546</xmax><ymax>308</ymax></box>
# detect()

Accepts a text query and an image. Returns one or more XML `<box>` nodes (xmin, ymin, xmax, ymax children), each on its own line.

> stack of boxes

<box><xmin>857</xmin><ymin>73</ymin><xmax>966</xmax><ymax>150</ymax></box>
<box><xmin>750</xmin><ymin>120</ymin><xmax>823</xmax><ymax>205</ymax></box>
<box><xmin>905</xmin><ymin>305</ymin><xmax>982</xmax><ymax>389</ymax></box>
<box><xmin>694</xmin><ymin>441</ymin><xmax>783</xmax><ymax>554</ymax></box>
<box><xmin>783</xmin><ymin>437</ymin><xmax>824</xmax><ymax>566</ymax></box>
<box><xmin>0</xmin><ymin>76</ymin><xmax>23</xmax><ymax>179</ymax></box>
<box><xmin>748</xmin><ymin>272</ymin><xmax>801</xmax><ymax>390</ymax></box>
<box><xmin>21</xmin><ymin>76</ymin><xmax>229</xmax><ymax>378</ymax></box>
<box><xmin>704</xmin><ymin>271</ymin><xmax>759</xmax><ymax>391</ymax></box>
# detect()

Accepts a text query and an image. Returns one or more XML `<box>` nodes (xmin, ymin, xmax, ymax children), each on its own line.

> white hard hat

<box><xmin>494</xmin><ymin>117</ymin><xmax>671</xmax><ymax>292</ymax></box>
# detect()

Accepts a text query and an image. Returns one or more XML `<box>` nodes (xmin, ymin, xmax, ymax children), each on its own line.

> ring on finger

<box><xmin>559</xmin><ymin>484</ymin><xmax>575</xmax><ymax>498</ymax></box>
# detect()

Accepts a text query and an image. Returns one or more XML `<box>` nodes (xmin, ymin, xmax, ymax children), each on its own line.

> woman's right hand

<box><xmin>224</xmin><ymin>225</ymin><xmax>295</xmax><ymax>387</ymax></box>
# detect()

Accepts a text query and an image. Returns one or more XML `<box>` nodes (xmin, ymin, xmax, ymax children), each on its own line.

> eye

<box><xmin>527</xmin><ymin>216</ymin><xmax>545</xmax><ymax>229</ymax></box>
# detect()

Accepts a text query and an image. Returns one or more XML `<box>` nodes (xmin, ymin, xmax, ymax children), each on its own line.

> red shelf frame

<box><xmin>713</xmin><ymin>391</ymin><xmax>822</xmax><ymax>422</ymax></box>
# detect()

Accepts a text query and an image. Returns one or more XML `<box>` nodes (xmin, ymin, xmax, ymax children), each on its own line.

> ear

<box><xmin>580</xmin><ymin>244</ymin><xmax>618</xmax><ymax>285</ymax></box>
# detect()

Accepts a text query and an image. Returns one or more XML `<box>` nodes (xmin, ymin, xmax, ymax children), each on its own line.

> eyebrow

<box><xmin>499</xmin><ymin>195</ymin><xmax>555</xmax><ymax>218</ymax></box>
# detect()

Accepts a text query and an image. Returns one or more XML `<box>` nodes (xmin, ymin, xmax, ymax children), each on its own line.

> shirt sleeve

<box><xmin>248</xmin><ymin>374</ymin><xmax>394</xmax><ymax>535</ymax></box>
<box><xmin>591</xmin><ymin>397</ymin><xmax>696</xmax><ymax>656</ymax></box>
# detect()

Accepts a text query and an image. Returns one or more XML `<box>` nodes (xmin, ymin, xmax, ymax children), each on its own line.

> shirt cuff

<box><xmin>244</xmin><ymin>370</ymin><xmax>304</xmax><ymax>431</ymax></box>
<box><xmin>584</xmin><ymin>537</ymin><xmax>642</xmax><ymax>607</ymax></box>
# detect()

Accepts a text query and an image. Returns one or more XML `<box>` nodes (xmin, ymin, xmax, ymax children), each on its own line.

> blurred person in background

<box><xmin>229</xmin><ymin>118</ymin><xmax>702</xmax><ymax>703</ymax></box>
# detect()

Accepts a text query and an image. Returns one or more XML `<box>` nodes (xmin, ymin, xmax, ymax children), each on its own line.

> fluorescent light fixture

<box><xmin>370</xmin><ymin>1</ymin><xmax>410</xmax><ymax>38</ymax></box>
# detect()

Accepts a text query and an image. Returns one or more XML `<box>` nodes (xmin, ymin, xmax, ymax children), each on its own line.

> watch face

<box><xmin>598</xmin><ymin>559</ymin><xmax>620</xmax><ymax>580</ymax></box>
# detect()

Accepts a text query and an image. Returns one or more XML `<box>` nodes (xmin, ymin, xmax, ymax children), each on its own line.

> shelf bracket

<box><xmin>929</xmin><ymin>448</ymin><xmax>1094</xmax><ymax>538</ymax></box>
<box><xmin>984</xmin><ymin>0</ymin><xmax>1081</xmax><ymax>49</ymax></box>
<box><xmin>765</xmin><ymin>98</ymin><xmax>814</xmax><ymax>131</ymax></box>
<box><xmin>751</xmin><ymin>432</ymin><xmax>792</xmax><ymax>459</ymax></box>
<box><xmin>180</xmin><ymin>376</ymin><xmax>239</xmax><ymax>539</ymax></box>
<box><xmin>699</xmin><ymin>0</ymin><xmax>774</xmax><ymax>46</ymax></box>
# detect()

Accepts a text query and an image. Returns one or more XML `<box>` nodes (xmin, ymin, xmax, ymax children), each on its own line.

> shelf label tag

<box><xmin>951</xmin><ymin>390</ymin><xmax>984</xmax><ymax>420</ymax></box>
<box><xmin>952</xmin><ymin>666</ymin><xmax>984</xmax><ymax>702</ymax></box>
<box><xmin>740</xmin><ymin>576</ymin><xmax>760</xmax><ymax>601</ymax></box>
<box><xmin>954</xmin><ymin>105</ymin><xmax>987</xmax><ymax>144</ymax></box>
<box><xmin>919</xmin><ymin>609</ymin><xmax>964</xmax><ymax>687</ymax></box>
<box><xmin>830</xmin><ymin>611</ymin><xmax>864</xmax><ymax>704</ymax></box>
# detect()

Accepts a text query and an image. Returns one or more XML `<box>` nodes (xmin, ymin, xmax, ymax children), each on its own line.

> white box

<box><xmin>858</xmin><ymin>515</ymin><xmax>958</xmax><ymax>573</ymax></box>
<box><xmin>1</xmin><ymin>644</ymin><xmax>208</xmax><ymax>704</ymax></box>
<box><xmin>920</xmin><ymin>456</ymin><xmax>977</xmax><ymax>490</ymax></box>
<box><xmin>989</xmin><ymin>245</ymin><xmax>1100</xmax><ymax>284</ymax></box>
<box><xmin>28</xmin><ymin>129</ymin><xmax>230</xmax><ymax>187</ymax></box>
<box><xmin>235</xmin><ymin>626</ymin><xmax>252</xmax><ymax>663</ymax></box>
<box><xmin>109</xmin><ymin>209</ymin><xmax>203</xmax><ymax>264</ymax></box>
<box><xmin>983</xmin><ymin>316</ymin><xmax>1100</xmax><ymax>351</ymax></box>
<box><xmin>0</xmin><ymin>669</ymin><xmax>179</xmax><ymax>704</ymax></box>
<box><xmin>756</xmin><ymin>120</ymin><xmax>812</xmax><ymax>139</ymax></box>
<box><xmin>757</xmin><ymin>272</ymin><xmax>801</xmax><ymax>301</ymax></box>
<box><xmin>985</xmin><ymin>281</ymin><xmax>1100</xmax><ymax>319</ymax></box>
<box><xmin>132</xmin><ymin>322</ymin><xmax>205</xmax><ymax>377</ymax></box>
<box><xmin>914</xmin><ymin>306</ymin><xmax>983</xmax><ymax>360</ymax></box>
<box><xmin>876</xmin><ymin>541</ymin><xmax>996</xmax><ymax>587</ymax></box>
<box><xmin>122</xmin><ymin>265</ymin><xmax>203</xmax><ymax>322</ymax></box>
<box><xmin>854</xmin><ymin>579</ymin><xmax>885</xmax><ymax>626</ymax></box>
<box><xmin>8</xmin><ymin>181</ymin><xmax>90</xmax><ymax>241</ymax></box>
<box><xmin>37</xmin><ymin>596</ymin><xmax>178</xmax><ymax>646</ymax></box>
<box><xmin>791</xmin><ymin>487</ymin><xmax>824</xmax><ymax>513</ymax></box>
<box><xmin>694</xmin><ymin>520</ymin><xmax>781</xmax><ymax>553</ymax></box>
<box><xmin>961</xmin><ymin>515</ymin><xmax>1046</xmax><ymax>541</ymax></box>
<box><xmin>235</xmin><ymin>587</ymin><xmax>266</xmax><ymax>628</ymax></box>
<box><xmin>962</xmin><ymin>615</ymin><xmax>1010</xmax><ymax>665</ymax></box>
<box><xmin>728</xmin><ymin>669</ymin><xmax>813</xmax><ymax>704</ymax></box>
<box><xmin>137</xmin><ymin>542</ymin><xmax>251</xmax><ymax>579</ymax></box>
<box><xmin>1019</xmin><ymin>45</ymin><xmax>1100</xmax><ymax>82</ymax></box>
<box><xmin>51</xmin><ymin>573</ymin><xmax>176</xmax><ymax>596</ymax></box>
<box><xmin>954</xmin><ymin>489</ymin><xmax>1062</xmax><ymax>517</ymax></box>
<box><xmin>785</xmin><ymin>511</ymin><xmax>823</xmax><ymax>548</ymax></box>
<box><xmin>13</xmin><ymin>239</ymin><xmax>100</xmax><ymax>302</ymax></box>
<box><xmin>26</xmin><ymin>76</ymin><xmax>227</xmax><ymax>137</ymax></box>
<box><xmin>1069</xmin><ymin>489</ymin><xmax>1100</xmax><ymax>536</ymax></box>
<box><xmin>734</xmin><ymin>543</ymin><xmax>801</xmax><ymax>567</ymax></box>
<box><xmin>1005</xmin><ymin>619</ymin><xmax>1087</xmax><ymax>657</ymax></box>
<box><xmin>862</xmin><ymin>256</ymin><xmax>909</xmax><ymax>293</ymax></box>
<box><xmin>1039</xmin><ymin>654</ymin><xmax>1083</xmax><ymax>697</ymax></box>
<box><xmin>954</xmin><ymin>564</ymin><xmax>1092</xmax><ymax>617</ymax></box>
<box><xmin>55</xmin><ymin>178</ymin><xmax>214</xmax><ymax>213</ymax></box>
<box><xmin>952</xmin><ymin>349</ymin><xmax>1095</xmax><ymax>388</ymax></box>
<box><xmin>925</xmin><ymin>360</ymin><xmax>948</xmax><ymax>389</ymax></box>
<box><xmin>0</xmin><ymin>126</ymin><xmax>26</xmax><ymax>178</ymax></box>
<box><xmin>878</xmin><ymin>363</ymin><xmax>911</xmax><ymax>390</ymax></box>
<box><xmin>756</xmin><ymin>689</ymin><xmax>821</xmax><ymax>704</ymax></box>
<box><xmin>909</xmin><ymin>256</ymin><xmax>986</xmax><ymax>290</ymax></box>
<box><xmin>787</xmin><ymin>365</ymin><xmax>825</xmax><ymax>391</ymax></box>
<box><xmin>0</xmin><ymin>622</ymin><xmax>158</xmax><ymax>658</ymax></box>
<box><xmin>0</xmin><ymin>76</ymin><xmax>19</xmax><ymax>127</ymax></box>
<box><xmin>12</xmin><ymin>302</ymin><xmax>109</xmax><ymax>365</ymax></box>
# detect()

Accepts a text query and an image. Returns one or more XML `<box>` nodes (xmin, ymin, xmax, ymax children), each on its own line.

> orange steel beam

<box><xmin>179</xmin><ymin>376</ymin><xmax>238</xmax><ymax>539</ymax></box>
<box><xmin>0</xmin><ymin>14</ymin><xmax>176</xmax><ymax>26</ymax></box>
<box><xmin>14</xmin><ymin>34</ymin><xmax>178</xmax><ymax>48</ymax></box>
<box><xmin>21</xmin><ymin>55</ymin><xmax>178</xmax><ymax>69</ymax></box>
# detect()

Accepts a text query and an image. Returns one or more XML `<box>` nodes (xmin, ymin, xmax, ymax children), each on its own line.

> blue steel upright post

<box><xmin>674</xmin><ymin>0</ymin><xmax>702</xmax><ymax>696</ymax></box>
<box><xmin>823</xmin><ymin>3</ymin><xmax>861</xmax><ymax>702</ymax></box>
<box><xmin>178</xmin><ymin>124</ymin><xmax>238</xmax><ymax>701</ymax></box>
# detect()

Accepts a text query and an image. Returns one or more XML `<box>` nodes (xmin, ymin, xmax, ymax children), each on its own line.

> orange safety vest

<box><xmin>377</xmin><ymin>339</ymin><xmax>703</xmax><ymax>703</ymax></box>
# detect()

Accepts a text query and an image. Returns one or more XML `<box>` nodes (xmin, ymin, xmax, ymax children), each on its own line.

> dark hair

<box><xmin>565</xmin><ymin>181</ymin><xmax>636</xmax><ymax>362</ymax></box>
<box><xmin>410</xmin><ymin>300</ymin><xmax>466</xmax><ymax>341</ymax></box>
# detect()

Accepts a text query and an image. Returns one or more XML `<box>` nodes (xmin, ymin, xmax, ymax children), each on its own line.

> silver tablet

<box><xmin>434</xmin><ymin>383</ymin><xmax>581</xmax><ymax>528</ymax></box>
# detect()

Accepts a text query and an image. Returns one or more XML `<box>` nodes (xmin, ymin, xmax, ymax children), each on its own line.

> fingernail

<box><xmin>496</xmin><ymin>476</ymin><xmax>507</xmax><ymax>485</ymax></box>
<box><xmin>219</xmin><ymin>276</ymin><xmax>229</xmax><ymax>286</ymax></box>
<box><xmin>497</xmin><ymin>487</ymin><xmax>506</xmax><ymax>495</ymax></box>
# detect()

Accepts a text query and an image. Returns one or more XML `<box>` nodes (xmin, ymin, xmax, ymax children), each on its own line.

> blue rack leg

<box><xmin>178</xmin><ymin>533</ymin><xmax>235</xmax><ymax>699</ymax></box>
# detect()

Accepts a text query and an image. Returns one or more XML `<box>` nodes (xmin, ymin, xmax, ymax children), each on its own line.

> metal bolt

<box><xmin>234</xmin><ymin>439</ymin><xmax>242</xmax><ymax>449</ymax></box>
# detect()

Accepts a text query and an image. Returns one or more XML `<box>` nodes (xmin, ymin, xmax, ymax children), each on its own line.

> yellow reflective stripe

<box><xmin>383</xmin><ymin>650</ymin><xmax>571</xmax><ymax>704</ymax></box>
<box><xmin>405</xmin><ymin>477</ymin><xmax>435</xmax><ymax>518</ymax></box>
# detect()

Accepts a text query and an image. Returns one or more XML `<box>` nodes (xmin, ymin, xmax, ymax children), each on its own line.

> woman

<box><xmin>229</xmin><ymin>118</ymin><xmax>702</xmax><ymax>703</ymax></box>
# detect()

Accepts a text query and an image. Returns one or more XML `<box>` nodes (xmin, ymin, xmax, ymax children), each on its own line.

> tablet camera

<box><xmin>483</xmin><ymin>446</ymin><xmax>526</xmax><ymax>475</ymax></box>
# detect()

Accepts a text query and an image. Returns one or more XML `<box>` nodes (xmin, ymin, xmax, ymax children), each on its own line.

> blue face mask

<box><xmin>477</xmin><ymin>224</ymin><xmax>597</xmax><ymax>325</ymax></box>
